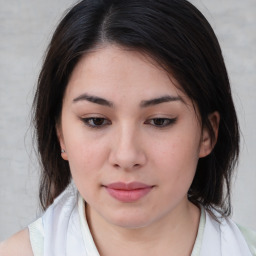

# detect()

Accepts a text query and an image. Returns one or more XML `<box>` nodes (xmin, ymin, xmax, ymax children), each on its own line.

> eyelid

<box><xmin>80</xmin><ymin>117</ymin><xmax>111</xmax><ymax>129</ymax></box>
<box><xmin>145</xmin><ymin>117</ymin><xmax>177</xmax><ymax>128</ymax></box>
<box><xmin>79</xmin><ymin>116</ymin><xmax>177</xmax><ymax>129</ymax></box>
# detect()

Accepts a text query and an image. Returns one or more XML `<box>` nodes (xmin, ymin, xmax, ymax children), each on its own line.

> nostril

<box><xmin>109</xmin><ymin>143</ymin><xmax>147</xmax><ymax>170</ymax></box>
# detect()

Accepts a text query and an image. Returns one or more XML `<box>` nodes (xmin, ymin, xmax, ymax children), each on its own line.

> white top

<box><xmin>28</xmin><ymin>187</ymin><xmax>256</xmax><ymax>256</ymax></box>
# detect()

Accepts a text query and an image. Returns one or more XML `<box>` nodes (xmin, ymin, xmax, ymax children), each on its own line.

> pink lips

<box><xmin>104</xmin><ymin>182</ymin><xmax>153</xmax><ymax>203</ymax></box>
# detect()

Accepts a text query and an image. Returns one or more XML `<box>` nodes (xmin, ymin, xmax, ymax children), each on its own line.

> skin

<box><xmin>0</xmin><ymin>229</ymin><xmax>33</xmax><ymax>256</ymax></box>
<box><xmin>57</xmin><ymin>44</ymin><xmax>219</xmax><ymax>255</ymax></box>
<box><xmin>0</xmin><ymin>44</ymin><xmax>219</xmax><ymax>255</ymax></box>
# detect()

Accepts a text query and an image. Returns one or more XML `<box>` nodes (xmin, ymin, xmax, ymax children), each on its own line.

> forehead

<box><xmin>65</xmin><ymin>44</ymin><xmax>189</xmax><ymax>105</ymax></box>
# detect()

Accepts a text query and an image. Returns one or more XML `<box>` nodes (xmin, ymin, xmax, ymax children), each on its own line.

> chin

<box><xmin>105</xmin><ymin>210</ymin><xmax>154</xmax><ymax>229</ymax></box>
<box><xmin>111</xmin><ymin>219</ymin><xmax>151</xmax><ymax>229</ymax></box>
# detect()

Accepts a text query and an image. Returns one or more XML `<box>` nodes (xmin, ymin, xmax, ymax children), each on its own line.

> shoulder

<box><xmin>202</xmin><ymin>208</ymin><xmax>255</xmax><ymax>255</ymax></box>
<box><xmin>237</xmin><ymin>224</ymin><xmax>256</xmax><ymax>256</ymax></box>
<box><xmin>0</xmin><ymin>228</ymin><xmax>33</xmax><ymax>256</ymax></box>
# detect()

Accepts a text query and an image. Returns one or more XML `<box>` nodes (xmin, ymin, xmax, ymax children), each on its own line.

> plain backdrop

<box><xmin>0</xmin><ymin>0</ymin><xmax>255</xmax><ymax>241</ymax></box>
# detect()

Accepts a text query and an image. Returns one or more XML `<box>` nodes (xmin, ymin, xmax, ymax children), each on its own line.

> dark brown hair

<box><xmin>33</xmin><ymin>0</ymin><xmax>239</xmax><ymax>215</ymax></box>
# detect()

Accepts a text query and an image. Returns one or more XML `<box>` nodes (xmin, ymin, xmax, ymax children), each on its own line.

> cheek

<box><xmin>150</xmin><ymin>133</ymin><xmax>200</xmax><ymax>187</ymax></box>
<box><xmin>152</xmin><ymin>133</ymin><xmax>200</xmax><ymax>165</ymax></box>
<box><xmin>62</xmin><ymin>126</ymin><xmax>108</xmax><ymax>178</ymax></box>
<box><xmin>67</xmin><ymin>140</ymin><xmax>107</xmax><ymax>199</ymax></box>
<box><xmin>68</xmin><ymin>140</ymin><xmax>106</xmax><ymax>172</ymax></box>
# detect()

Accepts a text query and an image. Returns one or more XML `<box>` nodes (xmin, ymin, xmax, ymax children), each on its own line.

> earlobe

<box><xmin>199</xmin><ymin>111</ymin><xmax>220</xmax><ymax>158</ymax></box>
<box><xmin>56</xmin><ymin>124</ymin><xmax>68</xmax><ymax>161</ymax></box>
<box><xmin>61</xmin><ymin>149</ymin><xmax>68</xmax><ymax>161</ymax></box>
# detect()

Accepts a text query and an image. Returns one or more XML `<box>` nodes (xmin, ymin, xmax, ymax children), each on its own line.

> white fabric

<box><xmin>29</xmin><ymin>187</ymin><xmax>255</xmax><ymax>256</ymax></box>
<box><xmin>29</xmin><ymin>218</ymin><xmax>44</xmax><ymax>256</ymax></box>
<box><xmin>42</xmin><ymin>186</ymin><xmax>86</xmax><ymax>256</ymax></box>
<box><xmin>78</xmin><ymin>195</ymin><xmax>100</xmax><ymax>256</ymax></box>
<box><xmin>191</xmin><ymin>205</ymin><xmax>206</xmax><ymax>256</ymax></box>
<box><xmin>200</xmin><ymin>210</ymin><xmax>253</xmax><ymax>256</ymax></box>
<box><xmin>238</xmin><ymin>224</ymin><xmax>256</xmax><ymax>255</ymax></box>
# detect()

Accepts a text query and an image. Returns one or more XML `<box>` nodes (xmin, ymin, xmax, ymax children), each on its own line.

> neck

<box><xmin>86</xmin><ymin>200</ymin><xmax>200</xmax><ymax>256</ymax></box>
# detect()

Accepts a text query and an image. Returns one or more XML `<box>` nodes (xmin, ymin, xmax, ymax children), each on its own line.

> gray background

<box><xmin>0</xmin><ymin>0</ymin><xmax>255</xmax><ymax>241</ymax></box>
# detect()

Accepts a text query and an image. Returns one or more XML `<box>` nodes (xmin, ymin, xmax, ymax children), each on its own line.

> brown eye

<box><xmin>153</xmin><ymin>119</ymin><xmax>166</xmax><ymax>126</ymax></box>
<box><xmin>145</xmin><ymin>118</ymin><xmax>177</xmax><ymax>127</ymax></box>
<box><xmin>91</xmin><ymin>118</ymin><xmax>105</xmax><ymax>126</ymax></box>
<box><xmin>81</xmin><ymin>117</ymin><xmax>111</xmax><ymax>128</ymax></box>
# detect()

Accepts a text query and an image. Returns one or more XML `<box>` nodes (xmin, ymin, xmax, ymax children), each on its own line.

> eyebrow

<box><xmin>140</xmin><ymin>95</ymin><xmax>183</xmax><ymax>108</ymax></box>
<box><xmin>73</xmin><ymin>93</ymin><xmax>183</xmax><ymax>108</ymax></box>
<box><xmin>73</xmin><ymin>93</ymin><xmax>114</xmax><ymax>107</ymax></box>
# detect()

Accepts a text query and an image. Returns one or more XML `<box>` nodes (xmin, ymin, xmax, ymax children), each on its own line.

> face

<box><xmin>58</xmin><ymin>45</ymin><xmax>214</xmax><ymax>229</ymax></box>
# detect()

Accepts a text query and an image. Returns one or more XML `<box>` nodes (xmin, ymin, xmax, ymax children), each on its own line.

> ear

<box><xmin>56</xmin><ymin>123</ymin><xmax>68</xmax><ymax>161</ymax></box>
<box><xmin>199</xmin><ymin>111</ymin><xmax>220</xmax><ymax>158</ymax></box>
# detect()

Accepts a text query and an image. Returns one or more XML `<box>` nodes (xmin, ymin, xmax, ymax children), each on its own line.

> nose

<box><xmin>108</xmin><ymin>124</ymin><xmax>147</xmax><ymax>170</ymax></box>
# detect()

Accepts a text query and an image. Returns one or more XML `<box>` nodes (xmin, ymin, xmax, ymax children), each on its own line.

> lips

<box><xmin>104</xmin><ymin>182</ymin><xmax>154</xmax><ymax>203</ymax></box>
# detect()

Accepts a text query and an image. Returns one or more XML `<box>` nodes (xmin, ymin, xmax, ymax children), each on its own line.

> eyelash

<box><xmin>81</xmin><ymin>117</ymin><xmax>177</xmax><ymax>129</ymax></box>
<box><xmin>145</xmin><ymin>118</ymin><xmax>177</xmax><ymax>127</ymax></box>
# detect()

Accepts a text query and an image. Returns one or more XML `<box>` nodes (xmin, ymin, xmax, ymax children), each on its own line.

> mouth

<box><xmin>103</xmin><ymin>182</ymin><xmax>154</xmax><ymax>203</ymax></box>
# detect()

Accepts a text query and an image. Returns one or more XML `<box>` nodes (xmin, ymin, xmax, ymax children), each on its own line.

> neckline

<box><xmin>191</xmin><ymin>204</ymin><xmax>206</xmax><ymax>256</ymax></box>
<box><xmin>78</xmin><ymin>195</ymin><xmax>206</xmax><ymax>256</ymax></box>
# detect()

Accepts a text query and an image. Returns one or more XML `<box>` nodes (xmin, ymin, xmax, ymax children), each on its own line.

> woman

<box><xmin>0</xmin><ymin>0</ymin><xmax>255</xmax><ymax>255</ymax></box>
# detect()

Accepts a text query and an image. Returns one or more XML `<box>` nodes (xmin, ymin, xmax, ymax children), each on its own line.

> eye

<box><xmin>81</xmin><ymin>117</ymin><xmax>111</xmax><ymax>128</ymax></box>
<box><xmin>145</xmin><ymin>118</ymin><xmax>177</xmax><ymax>127</ymax></box>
